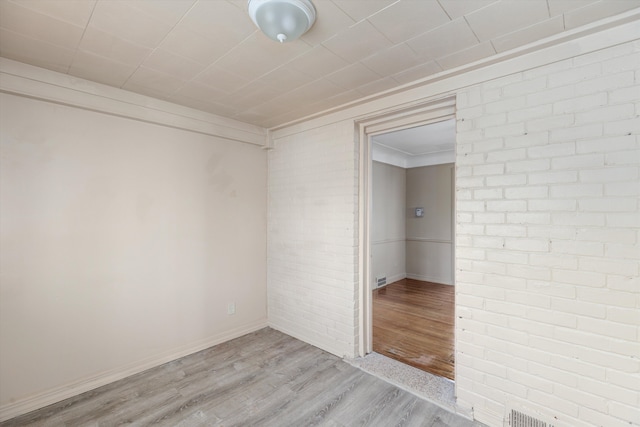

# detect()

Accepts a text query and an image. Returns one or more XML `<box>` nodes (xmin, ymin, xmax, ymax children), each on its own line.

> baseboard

<box><xmin>0</xmin><ymin>319</ymin><xmax>268</xmax><ymax>422</ymax></box>
<box><xmin>268</xmin><ymin>322</ymin><xmax>351</xmax><ymax>359</ymax></box>
<box><xmin>473</xmin><ymin>405</ymin><xmax>504</xmax><ymax>427</ymax></box>
<box><xmin>406</xmin><ymin>273</ymin><xmax>453</xmax><ymax>285</ymax></box>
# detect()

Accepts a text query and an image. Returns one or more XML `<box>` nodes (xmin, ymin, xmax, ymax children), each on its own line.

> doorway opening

<box><xmin>356</xmin><ymin>96</ymin><xmax>457</xmax><ymax>384</ymax></box>
<box><xmin>370</xmin><ymin>120</ymin><xmax>456</xmax><ymax>380</ymax></box>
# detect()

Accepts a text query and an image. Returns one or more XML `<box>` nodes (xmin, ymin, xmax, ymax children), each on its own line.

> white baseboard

<box><xmin>0</xmin><ymin>319</ymin><xmax>268</xmax><ymax>422</ymax></box>
<box><xmin>406</xmin><ymin>273</ymin><xmax>453</xmax><ymax>285</ymax></box>
<box><xmin>268</xmin><ymin>322</ymin><xmax>351</xmax><ymax>359</ymax></box>
<box><xmin>473</xmin><ymin>405</ymin><xmax>504</xmax><ymax>427</ymax></box>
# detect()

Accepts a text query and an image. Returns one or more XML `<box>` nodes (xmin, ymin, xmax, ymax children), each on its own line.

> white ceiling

<box><xmin>372</xmin><ymin>119</ymin><xmax>456</xmax><ymax>155</ymax></box>
<box><xmin>371</xmin><ymin>119</ymin><xmax>456</xmax><ymax>169</ymax></box>
<box><xmin>1</xmin><ymin>0</ymin><xmax>638</xmax><ymax>129</ymax></box>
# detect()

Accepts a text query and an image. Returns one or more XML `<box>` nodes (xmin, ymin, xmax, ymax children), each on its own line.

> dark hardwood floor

<box><xmin>1</xmin><ymin>328</ymin><xmax>480</xmax><ymax>426</ymax></box>
<box><xmin>373</xmin><ymin>279</ymin><xmax>455</xmax><ymax>380</ymax></box>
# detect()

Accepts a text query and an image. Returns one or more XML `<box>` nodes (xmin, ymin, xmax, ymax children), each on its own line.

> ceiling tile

<box><xmin>0</xmin><ymin>1</ymin><xmax>85</xmax><ymax>47</ymax></box>
<box><xmin>78</xmin><ymin>26</ymin><xmax>152</xmax><ymax>67</ymax></box>
<box><xmin>436</xmin><ymin>41</ymin><xmax>496</xmax><ymax>70</ymax></box>
<box><xmin>215</xmin><ymin>32</ymin><xmax>312</xmax><ymax>81</ymax></box>
<box><xmin>547</xmin><ymin>0</ymin><xmax>599</xmax><ymax>16</ymax></box>
<box><xmin>68</xmin><ymin>51</ymin><xmax>137</xmax><ymax>87</ymax></box>
<box><xmin>277</xmin><ymin>99</ymin><xmax>325</xmax><ymax>119</ymax></box>
<box><xmin>271</xmin><ymin>78</ymin><xmax>345</xmax><ymax>108</ymax></box>
<box><xmin>168</xmin><ymin>95</ymin><xmax>236</xmax><ymax>117</ymax></box>
<box><xmin>325</xmin><ymin>62</ymin><xmax>382</xmax><ymax>89</ymax></box>
<box><xmin>178</xmin><ymin>0</ymin><xmax>256</xmax><ymax>43</ymax></box>
<box><xmin>158</xmin><ymin>25</ymin><xmax>234</xmax><ymax>66</ymax></box>
<box><xmin>271</xmin><ymin>91</ymin><xmax>363</xmax><ymax>125</ymax></box>
<box><xmin>323</xmin><ymin>20</ymin><xmax>393</xmax><ymax>62</ymax></box>
<box><xmin>119</xmin><ymin>83</ymin><xmax>175</xmax><ymax>102</ymax></box>
<box><xmin>563</xmin><ymin>0</ymin><xmax>640</xmax><ymax>29</ymax></box>
<box><xmin>307</xmin><ymin>89</ymin><xmax>363</xmax><ymax>114</ymax></box>
<box><xmin>225</xmin><ymin>0</ymin><xmax>248</xmax><ymax>12</ymax></box>
<box><xmin>355</xmin><ymin>76</ymin><xmax>400</xmax><ymax>96</ymax></box>
<box><xmin>123</xmin><ymin>66</ymin><xmax>187</xmax><ymax>97</ymax></box>
<box><xmin>492</xmin><ymin>15</ymin><xmax>565</xmax><ymax>53</ymax></box>
<box><xmin>361</xmin><ymin>43</ymin><xmax>424</xmax><ymax>77</ymax></box>
<box><xmin>0</xmin><ymin>0</ymin><xmax>633</xmax><ymax>129</ymax></box>
<box><xmin>233</xmin><ymin>110</ymin><xmax>271</xmax><ymax>126</ymax></box>
<box><xmin>392</xmin><ymin>61</ymin><xmax>443</xmax><ymax>85</ymax></box>
<box><xmin>367</xmin><ymin>0</ymin><xmax>451</xmax><ymax>44</ymax></box>
<box><xmin>406</xmin><ymin>18</ymin><xmax>478</xmax><ymax>60</ymax></box>
<box><xmin>300</xmin><ymin>0</ymin><xmax>355</xmax><ymax>46</ymax></box>
<box><xmin>127</xmin><ymin>0</ymin><xmax>195</xmax><ymax>26</ymax></box>
<box><xmin>141</xmin><ymin>48</ymin><xmax>207</xmax><ymax>80</ymax></box>
<box><xmin>330</xmin><ymin>0</ymin><xmax>397</xmax><ymax>22</ymax></box>
<box><xmin>11</xmin><ymin>0</ymin><xmax>96</xmax><ymax>27</ymax></box>
<box><xmin>465</xmin><ymin>0</ymin><xmax>550</xmax><ymax>41</ymax></box>
<box><xmin>287</xmin><ymin>45</ymin><xmax>350</xmax><ymax>79</ymax></box>
<box><xmin>436</xmin><ymin>0</ymin><xmax>497</xmax><ymax>19</ymax></box>
<box><xmin>173</xmin><ymin>81</ymin><xmax>228</xmax><ymax>102</ymax></box>
<box><xmin>241</xmin><ymin>99</ymin><xmax>293</xmax><ymax>120</ymax></box>
<box><xmin>259</xmin><ymin>67</ymin><xmax>315</xmax><ymax>93</ymax></box>
<box><xmin>194</xmin><ymin>64</ymin><xmax>250</xmax><ymax>94</ymax></box>
<box><xmin>222</xmin><ymin>80</ymin><xmax>281</xmax><ymax>108</ymax></box>
<box><xmin>0</xmin><ymin>27</ymin><xmax>75</xmax><ymax>73</ymax></box>
<box><xmin>88</xmin><ymin>1</ymin><xmax>173</xmax><ymax>48</ymax></box>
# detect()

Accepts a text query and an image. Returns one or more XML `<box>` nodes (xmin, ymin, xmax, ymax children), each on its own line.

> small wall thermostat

<box><xmin>415</xmin><ymin>207</ymin><xmax>424</xmax><ymax>217</ymax></box>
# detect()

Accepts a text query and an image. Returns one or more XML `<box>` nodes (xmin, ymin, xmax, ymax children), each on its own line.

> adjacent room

<box><xmin>1</xmin><ymin>1</ymin><xmax>638</xmax><ymax>426</ymax></box>
<box><xmin>370</xmin><ymin>120</ymin><xmax>457</xmax><ymax>380</ymax></box>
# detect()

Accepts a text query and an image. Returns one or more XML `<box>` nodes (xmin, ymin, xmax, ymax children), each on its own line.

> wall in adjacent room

<box><xmin>371</xmin><ymin>161</ymin><xmax>406</xmax><ymax>287</ymax></box>
<box><xmin>0</xmin><ymin>90</ymin><xmax>268</xmax><ymax>419</ymax></box>
<box><xmin>406</xmin><ymin>163</ymin><xmax>454</xmax><ymax>285</ymax></box>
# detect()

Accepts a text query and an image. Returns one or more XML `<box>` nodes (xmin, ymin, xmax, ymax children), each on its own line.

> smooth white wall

<box><xmin>406</xmin><ymin>163</ymin><xmax>454</xmax><ymax>285</ymax></box>
<box><xmin>372</xmin><ymin>161</ymin><xmax>406</xmax><ymax>286</ymax></box>
<box><xmin>0</xmin><ymin>92</ymin><xmax>267</xmax><ymax>416</ymax></box>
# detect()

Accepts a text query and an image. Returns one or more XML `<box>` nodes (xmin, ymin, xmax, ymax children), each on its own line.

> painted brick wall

<box><xmin>267</xmin><ymin>120</ymin><xmax>359</xmax><ymax>358</ymax></box>
<box><xmin>455</xmin><ymin>40</ymin><xmax>640</xmax><ymax>426</ymax></box>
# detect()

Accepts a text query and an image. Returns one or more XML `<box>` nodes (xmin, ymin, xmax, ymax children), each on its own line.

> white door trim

<box><xmin>355</xmin><ymin>95</ymin><xmax>457</xmax><ymax>357</ymax></box>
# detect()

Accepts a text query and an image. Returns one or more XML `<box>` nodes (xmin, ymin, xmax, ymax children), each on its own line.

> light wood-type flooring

<box><xmin>373</xmin><ymin>279</ymin><xmax>455</xmax><ymax>380</ymax></box>
<box><xmin>2</xmin><ymin>328</ymin><xmax>480</xmax><ymax>426</ymax></box>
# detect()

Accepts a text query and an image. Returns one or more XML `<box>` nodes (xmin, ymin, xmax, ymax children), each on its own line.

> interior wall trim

<box><xmin>406</xmin><ymin>238</ymin><xmax>453</xmax><ymax>244</ymax></box>
<box><xmin>406</xmin><ymin>273</ymin><xmax>453</xmax><ymax>286</ymax></box>
<box><xmin>0</xmin><ymin>58</ymin><xmax>267</xmax><ymax>147</ymax></box>
<box><xmin>0</xmin><ymin>320</ymin><xmax>268</xmax><ymax>422</ymax></box>
<box><xmin>372</xmin><ymin>238</ymin><xmax>406</xmax><ymax>245</ymax></box>
<box><xmin>355</xmin><ymin>95</ymin><xmax>457</xmax><ymax>360</ymax></box>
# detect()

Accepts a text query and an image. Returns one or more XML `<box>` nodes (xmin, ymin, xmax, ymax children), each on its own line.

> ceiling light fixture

<box><xmin>248</xmin><ymin>0</ymin><xmax>316</xmax><ymax>43</ymax></box>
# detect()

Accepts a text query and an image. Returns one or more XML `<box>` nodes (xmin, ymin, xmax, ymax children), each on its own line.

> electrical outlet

<box><xmin>227</xmin><ymin>303</ymin><xmax>236</xmax><ymax>315</ymax></box>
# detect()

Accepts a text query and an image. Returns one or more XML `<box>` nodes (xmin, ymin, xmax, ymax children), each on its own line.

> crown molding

<box><xmin>0</xmin><ymin>58</ymin><xmax>267</xmax><ymax>147</ymax></box>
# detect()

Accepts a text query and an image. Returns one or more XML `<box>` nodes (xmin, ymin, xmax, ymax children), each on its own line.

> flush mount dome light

<box><xmin>248</xmin><ymin>0</ymin><xmax>316</xmax><ymax>43</ymax></box>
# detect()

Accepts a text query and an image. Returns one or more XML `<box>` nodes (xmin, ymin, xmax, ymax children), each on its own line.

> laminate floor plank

<box><xmin>2</xmin><ymin>328</ymin><xmax>481</xmax><ymax>427</ymax></box>
<box><xmin>373</xmin><ymin>279</ymin><xmax>455</xmax><ymax>380</ymax></box>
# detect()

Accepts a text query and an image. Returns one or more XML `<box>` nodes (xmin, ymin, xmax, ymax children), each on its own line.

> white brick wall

<box><xmin>267</xmin><ymin>120</ymin><xmax>359</xmax><ymax>358</ymax></box>
<box><xmin>456</xmin><ymin>40</ymin><xmax>640</xmax><ymax>426</ymax></box>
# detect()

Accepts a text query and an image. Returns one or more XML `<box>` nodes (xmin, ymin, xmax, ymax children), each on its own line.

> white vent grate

<box><xmin>509</xmin><ymin>409</ymin><xmax>555</xmax><ymax>427</ymax></box>
<box><xmin>376</xmin><ymin>277</ymin><xmax>387</xmax><ymax>287</ymax></box>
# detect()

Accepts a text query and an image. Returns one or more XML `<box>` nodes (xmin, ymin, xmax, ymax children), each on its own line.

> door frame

<box><xmin>356</xmin><ymin>95</ymin><xmax>457</xmax><ymax>357</ymax></box>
